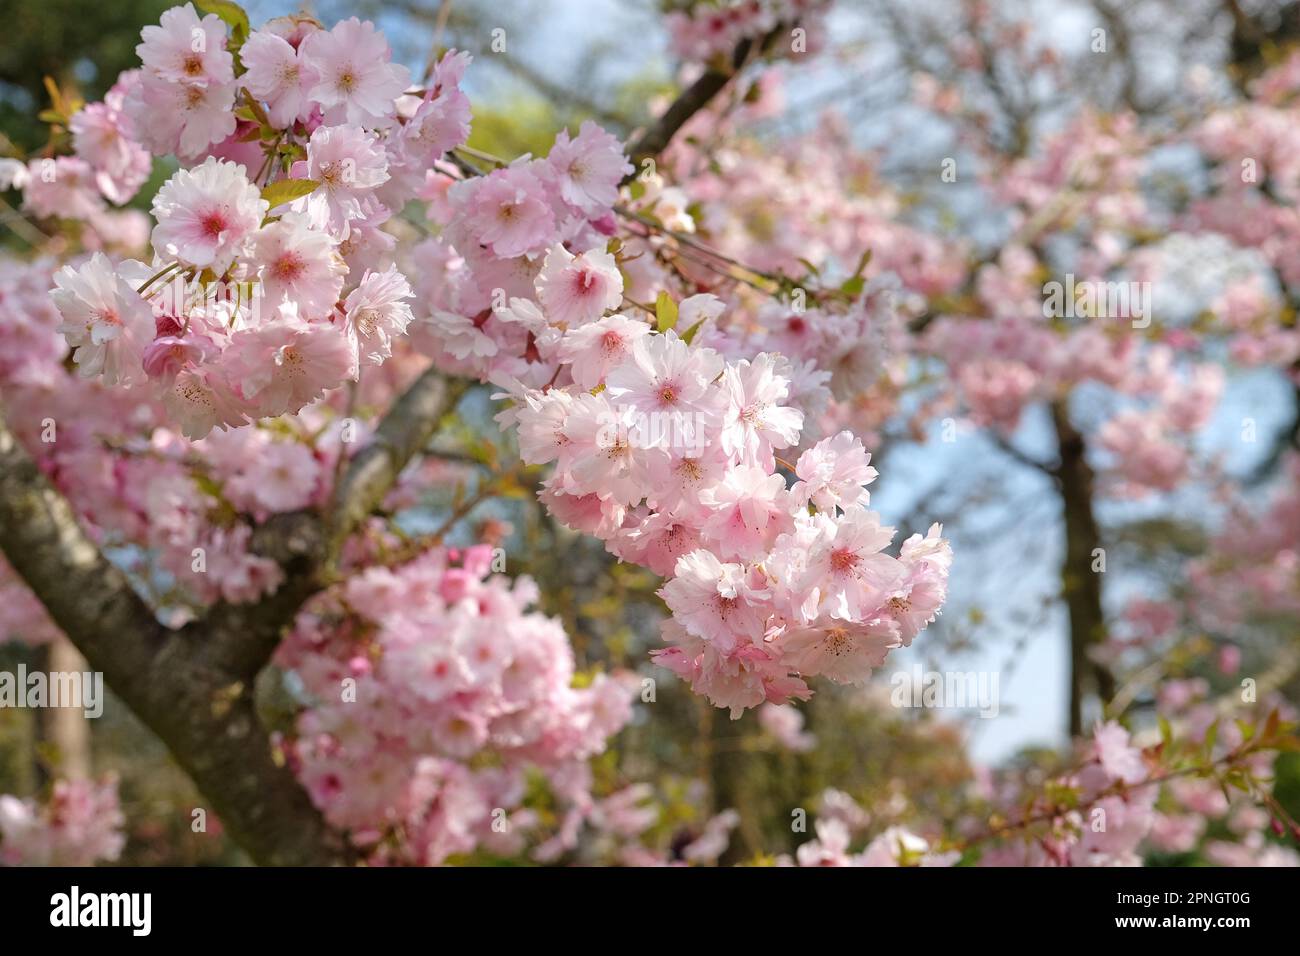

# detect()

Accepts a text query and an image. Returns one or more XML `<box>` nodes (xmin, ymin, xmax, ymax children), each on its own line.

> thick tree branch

<box><xmin>326</xmin><ymin>369</ymin><xmax>469</xmax><ymax>563</ymax></box>
<box><xmin>0</xmin><ymin>367</ymin><xmax>467</xmax><ymax>864</ymax></box>
<box><xmin>0</xmin><ymin>411</ymin><xmax>346</xmax><ymax>864</ymax></box>
<box><xmin>194</xmin><ymin>370</ymin><xmax>469</xmax><ymax>679</ymax></box>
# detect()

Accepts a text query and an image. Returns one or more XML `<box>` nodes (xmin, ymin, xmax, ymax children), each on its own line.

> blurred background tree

<box><xmin>0</xmin><ymin>0</ymin><xmax>170</xmax><ymax>153</ymax></box>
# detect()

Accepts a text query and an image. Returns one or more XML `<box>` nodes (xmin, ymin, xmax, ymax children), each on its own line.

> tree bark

<box><xmin>0</xmin><ymin>368</ymin><xmax>462</xmax><ymax>865</ymax></box>
<box><xmin>1051</xmin><ymin>401</ymin><xmax>1114</xmax><ymax>737</ymax></box>
<box><xmin>0</xmin><ymin>9</ymin><xmax>758</xmax><ymax>862</ymax></box>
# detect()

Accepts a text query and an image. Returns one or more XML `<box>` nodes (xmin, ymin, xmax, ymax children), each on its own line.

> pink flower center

<box><xmin>677</xmin><ymin>458</ymin><xmax>703</xmax><ymax>482</ymax></box>
<box><xmin>272</xmin><ymin>252</ymin><xmax>305</xmax><ymax>283</ymax></box>
<box><xmin>823</xmin><ymin>627</ymin><xmax>853</xmax><ymax>655</ymax></box>
<box><xmin>600</xmin><ymin>331</ymin><xmax>623</xmax><ymax>353</ymax></box>
<box><xmin>658</xmin><ymin>384</ymin><xmax>679</xmax><ymax>405</ymax></box>
<box><xmin>830</xmin><ymin>547</ymin><xmax>860</xmax><ymax>574</ymax></box>
<box><xmin>201</xmin><ymin>211</ymin><xmax>228</xmax><ymax>240</ymax></box>
<box><xmin>354</xmin><ymin>309</ymin><xmax>380</xmax><ymax>337</ymax></box>
<box><xmin>182</xmin><ymin>54</ymin><xmax>205</xmax><ymax>77</ymax></box>
<box><xmin>572</xmin><ymin>269</ymin><xmax>597</xmax><ymax>295</ymax></box>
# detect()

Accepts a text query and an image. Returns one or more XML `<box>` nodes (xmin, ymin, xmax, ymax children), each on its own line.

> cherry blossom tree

<box><xmin>0</xmin><ymin>0</ymin><xmax>1296</xmax><ymax>868</ymax></box>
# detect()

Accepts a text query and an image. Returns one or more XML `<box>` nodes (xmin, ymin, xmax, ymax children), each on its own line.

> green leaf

<box><xmin>196</xmin><ymin>0</ymin><xmax>250</xmax><ymax>38</ymax></box>
<box><xmin>851</xmin><ymin>247</ymin><xmax>873</xmax><ymax>279</ymax></box>
<box><xmin>655</xmin><ymin>291</ymin><xmax>678</xmax><ymax>332</ymax></box>
<box><xmin>796</xmin><ymin>257</ymin><xmax>821</xmax><ymax>277</ymax></box>
<box><xmin>240</xmin><ymin>91</ymin><xmax>270</xmax><ymax>128</ymax></box>
<box><xmin>840</xmin><ymin>274</ymin><xmax>865</xmax><ymax>298</ymax></box>
<box><xmin>261</xmin><ymin>178</ymin><xmax>319</xmax><ymax>208</ymax></box>
<box><xmin>681</xmin><ymin>318</ymin><xmax>705</xmax><ymax>345</ymax></box>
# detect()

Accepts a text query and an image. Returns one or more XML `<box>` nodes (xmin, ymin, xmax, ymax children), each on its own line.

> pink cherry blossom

<box><xmin>135</xmin><ymin>3</ymin><xmax>233</xmax><ymax>88</ymax></box>
<box><xmin>719</xmin><ymin>352</ymin><xmax>804</xmax><ymax>462</ymax></box>
<box><xmin>252</xmin><ymin>214</ymin><xmax>347</xmax><ymax>319</ymax></box>
<box><xmin>225</xmin><ymin>437</ymin><xmax>321</xmax><ymax>512</ymax></box>
<box><xmin>300</xmin><ymin>18</ymin><xmax>410</xmax><ymax>128</ymax></box>
<box><xmin>150</xmin><ymin>157</ymin><xmax>267</xmax><ymax>273</ymax></box>
<box><xmin>557</xmin><ymin>312</ymin><xmax>651</xmax><ymax>390</ymax></box>
<box><xmin>450</xmin><ymin>162</ymin><xmax>557</xmax><ymax>259</ymax></box>
<box><xmin>241</xmin><ymin>28</ymin><xmax>315</xmax><ymax>128</ymax></box>
<box><xmin>795</xmin><ymin>430</ymin><xmax>878</xmax><ymax>510</ymax></box>
<box><xmin>221</xmin><ymin>304</ymin><xmax>354</xmax><ymax>415</ymax></box>
<box><xmin>658</xmin><ymin>550</ymin><xmax>771</xmax><ymax>654</ymax></box>
<box><xmin>544</xmin><ymin>120</ymin><xmax>634</xmax><ymax>215</ymax></box>
<box><xmin>51</xmin><ymin>252</ymin><xmax>155</xmax><ymax>386</ymax></box>
<box><xmin>125</xmin><ymin>71</ymin><xmax>237</xmax><ymax>159</ymax></box>
<box><xmin>535</xmin><ymin>244</ymin><xmax>623</xmax><ymax>328</ymax></box>
<box><xmin>305</xmin><ymin>124</ymin><xmax>390</xmax><ymax>233</ymax></box>
<box><xmin>344</xmin><ymin>265</ymin><xmax>414</xmax><ymax>369</ymax></box>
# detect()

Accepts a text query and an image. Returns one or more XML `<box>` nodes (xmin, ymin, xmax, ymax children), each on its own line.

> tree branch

<box><xmin>0</xmin><ymin>367</ymin><xmax>468</xmax><ymax>864</ymax></box>
<box><xmin>326</xmin><ymin>369</ymin><xmax>470</xmax><ymax>562</ymax></box>
<box><xmin>622</xmin><ymin>26</ymin><xmax>786</xmax><ymax>181</ymax></box>
<box><xmin>0</xmin><ymin>410</ymin><xmax>347</xmax><ymax>864</ymax></box>
<box><xmin>193</xmin><ymin>370</ymin><xmax>469</xmax><ymax>679</ymax></box>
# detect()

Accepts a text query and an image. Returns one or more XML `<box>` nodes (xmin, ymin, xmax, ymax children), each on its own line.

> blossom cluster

<box><xmin>976</xmin><ymin>702</ymin><xmax>1297</xmax><ymax>868</ymax></box>
<box><xmin>39</xmin><ymin>6</ymin><xmax>476</xmax><ymax>439</ymax></box>
<box><xmin>18</xmin><ymin>6</ymin><xmax>954</xmax><ymax>720</ymax></box>
<box><xmin>497</xmin><ymin>295</ymin><xmax>951</xmax><ymax>714</ymax></box>
<box><xmin>0</xmin><ymin>73</ymin><xmax>152</xmax><ymax>224</ymax></box>
<box><xmin>276</xmin><ymin>545</ymin><xmax>635</xmax><ymax>864</ymax></box>
<box><xmin>0</xmin><ymin>778</ymin><xmax>125</xmax><ymax>867</ymax></box>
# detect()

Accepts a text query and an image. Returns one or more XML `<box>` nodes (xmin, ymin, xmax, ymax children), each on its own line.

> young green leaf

<box><xmin>261</xmin><ymin>178</ymin><xmax>320</xmax><ymax>208</ymax></box>
<box><xmin>196</xmin><ymin>0</ymin><xmax>250</xmax><ymax>38</ymax></box>
<box><xmin>655</xmin><ymin>291</ymin><xmax>679</xmax><ymax>332</ymax></box>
